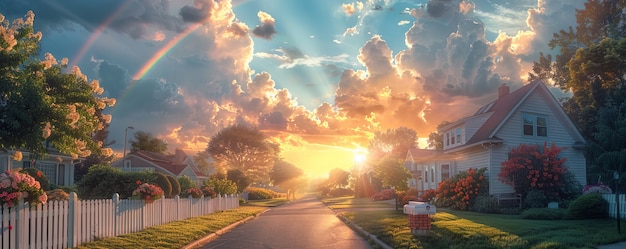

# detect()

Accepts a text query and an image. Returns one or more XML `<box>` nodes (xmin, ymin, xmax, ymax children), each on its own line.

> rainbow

<box><xmin>70</xmin><ymin>1</ymin><xmax>131</xmax><ymax>69</ymax></box>
<box><xmin>131</xmin><ymin>22</ymin><xmax>203</xmax><ymax>80</ymax></box>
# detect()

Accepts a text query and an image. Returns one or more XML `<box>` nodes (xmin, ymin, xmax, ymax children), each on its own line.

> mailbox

<box><xmin>403</xmin><ymin>201</ymin><xmax>436</xmax><ymax>215</ymax></box>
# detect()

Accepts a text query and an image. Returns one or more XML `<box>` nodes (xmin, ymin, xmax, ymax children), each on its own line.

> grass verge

<box><xmin>75</xmin><ymin>206</ymin><xmax>267</xmax><ymax>249</ymax></box>
<box><xmin>325</xmin><ymin>196</ymin><xmax>626</xmax><ymax>249</ymax></box>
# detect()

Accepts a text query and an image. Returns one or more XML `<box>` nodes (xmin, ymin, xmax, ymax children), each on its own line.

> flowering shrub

<box><xmin>201</xmin><ymin>186</ymin><xmax>216</xmax><ymax>198</ymax></box>
<box><xmin>371</xmin><ymin>189</ymin><xmax>395</xmax><ymax>201</ymax></box>
<box><xmin>46</xmin><ymin>189</ymin><xmax>69</xmax><ymax>202</ymax></box>
<box><xmin>499</xmin><ymin>142</ymin><xmax>567</xmax><ymax>201</ymax></box>
<box><xmin>582</xmin><ymin>183</ymin><xmax>612</xmax><ymax>194</ymax></box>
<box><xmin>181</xmin><ymin>187</ymin><xmax>203</xmax><ymax>198</ymax></box>
<box><xmin>132</xmin><ymin>183</ymin><xmax>164</xmax><ymax>201</ymax></box>
<box><xmin>435</xmin><ymin>168</ymin><xmax>487</xmax><ymax>210</ymax></box>
<box><xmin>0</xmin><ymin>170</ymin><xmax>48</xmax><ymax>207</ymax></box>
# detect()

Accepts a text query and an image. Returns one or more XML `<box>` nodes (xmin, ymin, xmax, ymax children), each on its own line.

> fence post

<box><xmin>112</xmin><ymin>193</ymin><xmax>119</xmax><ymax>236</ymax></box>
<box><xmin>67</xmin><ymin>192</ymin><xmax>79</xmax><ymax>248</ymax></box>
<box><xmin>15</xmin><ymin>199</ymin><xmax>25</xmax><ymax>249</ymax></box>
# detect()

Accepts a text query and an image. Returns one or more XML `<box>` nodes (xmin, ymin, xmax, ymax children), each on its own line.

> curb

<box><xmin>334</xmin><ymin>212</ymin><xmax>394</xmax><ymax>249</ymax></box>
<box><xmin>181</xmin><ymin>209</ymin><xmax>270</xmax><ymax>249</ymax></box>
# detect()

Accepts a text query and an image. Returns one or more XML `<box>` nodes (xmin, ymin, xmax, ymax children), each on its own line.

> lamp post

<box><xmin>614</xmin><ymin>170</ymin><xmax>621</xmax><ymax>235</ymax></box>
<box><xmin>123</xmin><ymin>126</ymin><xmax>134</xmax><ymax>168</ymax></box>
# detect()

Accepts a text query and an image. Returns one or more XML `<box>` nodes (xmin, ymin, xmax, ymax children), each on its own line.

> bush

<box><xmin>521</xmin><ymin>208</ymin><xmax>565</xmax><ymax>220</ymax></box>
<box><xmin>166</xmin><ymin>175</ymin><xmax>181</xmax><ymax>197</ymax></box>
<box><xmin>180</xmin><ymin>187</ymin><xmax>203</xmax><ymax>198</ymax></box>
<box><xmin>154</xmin><ymin>172</ymin><xmax>172</xmax><ymax>198</ymax></box>
<box><xmin>435</xmin><ymin>168</ymin><xmax>488</xmax><ymax>210</ymax></box>
<box><xmin>46</xmin><ymin>189</ymin><xmax>69</xmax><ymax>202</ymax></box>
<box><xmin>329</xmin><ymin>188</ymin><xmax>353</xmax><ymax>197</ymax></box>
<box><xmin>20</xmin><ymin>168</ymin><xmax>50</xmax><ymax>191</ymax></box>
<box><xmin>204</xmin><ymin>178</ymin><xmax>237</xmax><ymax>196</ymax></box>
<box><xmin>371</xmin><ymin>189</ymin><xmax>395</xmax><ymax>201</ymax></box>
<box><xmin>77</xmin><ymin>166</ymin><xmax>154</xmax><ymax>199</ymax></box>
<box><xmin>246</xmin><ymin>187</ymin><xmax>274</xmax><ymax>200</ymax></box>
<box><xmin>524</xmin><ymin>190</ymin><xmax>548</xmax><ymax>208</ymax></box>
<box><xmin>420</xmin><ymin>189</ymin><xmax>437</xmax><ymax>202</ymax></box>
<box><xmin>177</xmin><ymin>175</ymin><xmax>197</xmax><ymax>192</ymax></box>
<box><xmin>565</xmin><ymin>194</ymin><xmax>608</xmax><ymax>219</ymax></box>
<box><xmin>470</xmin><ymin>195</ymin><xmax>500</xmax><ymax>213</ymax></box>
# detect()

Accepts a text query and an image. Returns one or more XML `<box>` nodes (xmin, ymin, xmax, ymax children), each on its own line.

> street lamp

<box><xmin>123</xmin><ymin>126</ymin><xmax>134</xmax><ymax>168</ymax></box>
<box><xmin>614</xmin><ymin>170</ymin><xmax>621</xmax><ymax>235</ymax></box>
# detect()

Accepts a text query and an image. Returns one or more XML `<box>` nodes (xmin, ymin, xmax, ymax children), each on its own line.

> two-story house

<box><xmin>405</xmin><ymin>80</ymin><xmax>587</xmax><ymax>196</ymax></box>
<box><xmin>111</xmin><ymin>149</ymin><xmax>210</xmax><ymax>186</ymax></box>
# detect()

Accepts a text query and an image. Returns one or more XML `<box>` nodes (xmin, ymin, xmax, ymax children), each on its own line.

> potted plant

<box><xmin>0</xmin><ymin>170</ymin><xmax>48</xmax><ymax>207</ymax></box>
<box><xmin>132</xmin><ymin>182</ymin><xmax>164</xmax><ymax>203</ymax></box>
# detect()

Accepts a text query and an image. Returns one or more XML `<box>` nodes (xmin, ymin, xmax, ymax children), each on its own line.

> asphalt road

<box><xmin>198</xmin><ymin>195</ymin><xmax>374</xmax><ymax>249</ymax></box>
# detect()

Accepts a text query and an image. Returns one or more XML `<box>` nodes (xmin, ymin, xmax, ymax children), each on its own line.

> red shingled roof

<box><xmin>464</xmin><ymin>81</ymin><xmax>540</xmax><ymax>145</ymax></box>
<box><xmin>133</xmin><ymin>150</ymin><xmax>188</xmax><ymax>175</ymax></box>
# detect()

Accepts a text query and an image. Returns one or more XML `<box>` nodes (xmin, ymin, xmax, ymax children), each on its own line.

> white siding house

<box><xmin>405</xmin><ymin>80</ymin><xmax>587</xmax><ymax>196</ymax></box>
<box><xmin>0</xmin><ymin>149</ymin><xmax>77</xmax><ymax>187</ymax></box>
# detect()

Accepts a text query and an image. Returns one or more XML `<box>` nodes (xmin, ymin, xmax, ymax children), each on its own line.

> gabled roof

<box><xmin>131</xmin><ymin>150</ymin><xmax>190</xmax><ymax>176</ymax></box>
<box><xmin>406</xmin><ymin>147</ymin><xmax>452</xmax><ymax>162</ymax></box>
<box><xmin>457</xmin><ymin>80</ymin><xmax>585</xmax><ymax>147</ymax></box>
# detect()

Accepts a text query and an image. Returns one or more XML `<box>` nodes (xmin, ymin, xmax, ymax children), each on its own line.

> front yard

<box><xmin>324</xmin><ymin>196</ymin><xmax>626</xmax><ymax>249</ymax></box>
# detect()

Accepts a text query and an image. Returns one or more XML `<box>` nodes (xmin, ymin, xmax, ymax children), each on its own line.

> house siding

<box><xmin>492</xmin><ymin>88</ymin><xmax>587</xmax><ymax>191</ymax></box>
<box><xmin>464</xmin><ymin>113</ymin><xmax>493</xmax><ymax>141</ymax></box>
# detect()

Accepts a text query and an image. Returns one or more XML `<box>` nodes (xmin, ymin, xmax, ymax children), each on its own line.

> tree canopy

<box><xmin>372</xmin><ymin>156</ymin><xmax>411</xmax><ymax>192</ymax></box>
<box><xmin>130</xmin><ymin>131</ymin><xmax>168</xmax><ymax>154</ymax></box>
<box><xmin>0</xmin><ymin>11</ymin><xmax>115</xmax><ymax>158</ymax></box>
<box><xmin>368</xmin><ymin>127</ymin><xmax>418</xmax><ymax>160</ymax></box>
<box><xmin>206</xmin><ymin>124</ymin><xmax>279</xmax><ymax>183</ymax></box>
<box><xmin>270</xmin><ymin>160</ymin><xmax>306</xmax><ymax>200</ymax></box>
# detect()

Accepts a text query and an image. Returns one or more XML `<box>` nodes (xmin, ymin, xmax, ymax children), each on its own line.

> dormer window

<box><xmin>523</xmin><ymin>113</ymin><xmax>547</xmax><ymax>137</ymax></box>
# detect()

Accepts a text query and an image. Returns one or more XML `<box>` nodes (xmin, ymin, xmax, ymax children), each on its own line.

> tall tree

<box><xmin>586</xmin><ymin>103</ymin><xmax>626</xmax><ymax>188</ymax></box>
<box><xmin>207</xmin><ymin>124</ymin><xmax>279</xmax><ymax>183</ymax></box>
<box><xmin>528</xmin><ymin>0</ymin><xmax>626</xmax><ymax>141</ymax></box>
<box><xmin>372</xmin><ymin>157</ymin><xmax>411</xmax><ymax>192</ymax></box>
<box><xmin>427</xmin><ymin>120</ymin><xmax>451</xmax><ymax>150</ymax></box>
<box><xmin>129</xmin><ymin>131</ymin><xmax>168</xmax><ymax>154</ymax></box>
<box><xmin>325</xmin><ymin>168</ymin><xmax>350</xmax><ymax>189</ymax></box>
<box><xmin>0</xmin><ymin>11</ymin><xmax>115</xmax><ymax>158</ymax></box>
<box><xmin>368</xmin><ymin>127</ymin><xmax>418</xmax><ymax>160</ymax></box>
<box><xmin>270</xmin><ymin>160</ymin><xmax>305</xmax><ymax>200</ymax></box>
<box><xmin>227</xmin><ymin>168</ymin><xmax>251</xmax><ymax>193</ymax></box>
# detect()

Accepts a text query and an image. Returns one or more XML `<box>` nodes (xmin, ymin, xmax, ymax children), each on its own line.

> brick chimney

<box><xmin>498</xmin><ymin>84</ymin><xmax>510</xmax><ymax>99</ymax></box>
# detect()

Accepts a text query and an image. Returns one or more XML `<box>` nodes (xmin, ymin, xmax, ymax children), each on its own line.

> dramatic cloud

<box><xmin>251</xmin><ymin>11</ymin><xmax>277</xmax><ymax>40</ymax></box>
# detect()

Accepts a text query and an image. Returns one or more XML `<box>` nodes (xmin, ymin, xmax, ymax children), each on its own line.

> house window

<box><xmin>431</xmin><ymin>166</ymin><xmax>435</xmax><ymax>183</ymax></box>
<box><xmin>424</xmin><ymin>169</ymin><xmax>428</xmax><ymax>183</ymax></box>
<box><xmin>441</xmin><ymin>164</ymin><xmax>450</xmax><ymax>180</ymax></box>
<box><xmin>36</xmin><ymin>162</ymin><xmax>57</xmax><ymax>185</ymax></box>
<box><xmin>58</xmin><ymin>164</ymin><xmax>65</xmax><ymax>186</ymax></box>
<box><xmin>456</xmin><ymin>128</ymin><xmax>461</xmax><ymax>144</ymax></box>
<box><xmin>450</xmin><ymin>131</ymin><xmax>455</xmax><ymax>144</ymax></box>
<box><xmin>445</xmin><ymin>133</ymin><xmax>449</xmax><ymax>146</ymax></box>
<box><xmin>523</xmin><ymin>113</ymin><xmax>547</xmax><ymax>137</ymax></box>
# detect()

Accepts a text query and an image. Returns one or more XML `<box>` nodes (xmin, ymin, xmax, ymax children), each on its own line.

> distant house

<box><xmin>111</xmin><ymin>149</ymin><xmax>210</xmax><ymax>186</ymax></box>
<box><xmin>0</xmin><ymin>149</ymin><xmax>77</xmax><ymax>187</ymax></box>
<box><xmin>405</xmin><ymin>80</ymin><xmax>587</xmax><ymax>196</ymax></box>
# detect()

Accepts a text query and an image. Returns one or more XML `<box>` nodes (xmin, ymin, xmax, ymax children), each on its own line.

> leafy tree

<box><xmin>427</xmin><ymin>121</ymin><xmax>451</xmax><ymax>150</ymax></box>
<box><xmin>372</xmin><ymin>157</ymin><xmax>411</xmax><ymax>192</ymax></box>
<box><xmin>129</xmin><ymin>131</ymin><xmax>168</xmax><ymax>153</ymax></box>
<box><xmin>368</xmin><ymin>127</ymin><xmax>418</xmax><ymax>160</ymax></box>
<box><xmin>206</xmin><ymin>124</ymin><xmax>279</xmax><ymax>183</ymax></box>
<box><xmin>499</xmin><ymin>143</ymin><xmax>569</xmax><ymax>201</ymax></box>
<box><xmin>193</xmin><ymin>151</ymin><xmax>214</xmax><ymax>175</ymax></box>
<box><xmin>325</xmin><ymin>168</ymin><xmax>350</xmax><ymax>189</ymax></box>
<box><xmin>227</xmin><ymin>169</ymin><xmax>251</xmax><ymax>193</ymax></box>
<box><xmin>270</xmin><ymin>160</ymin><xmax>305</xmax><ymax>200</ymax></box>
<box><xmin>0</xmin><ymin>11</ymin><xmax>115</xmax><ymax>158</ymax></box>
<box><xmin>586</xmin><ymin>103</ymin><xmax>626</xmax><ymax>189</ymax></box>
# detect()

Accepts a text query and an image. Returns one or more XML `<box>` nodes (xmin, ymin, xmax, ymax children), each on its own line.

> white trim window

<box><xmin>523</xmin><ymin>113</ymin><xmax>547</xmax><ymax>137</ymax></box>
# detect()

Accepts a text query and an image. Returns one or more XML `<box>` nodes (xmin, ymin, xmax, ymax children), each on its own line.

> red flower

<box><xmin>136</xmin><ymin>180</ymin><xmax>142</xmax><ymax>185</ymax></box>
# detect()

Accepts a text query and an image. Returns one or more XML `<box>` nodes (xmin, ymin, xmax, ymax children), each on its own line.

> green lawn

<box><xmin>326</xmin><ymin>196</ymin><xmax>626</xmax><ymax>249</ymax></box>
<box><xmin>75</xmin><ymin>206</ymin><xmax>267</xmax><ymax>249</ymax></box>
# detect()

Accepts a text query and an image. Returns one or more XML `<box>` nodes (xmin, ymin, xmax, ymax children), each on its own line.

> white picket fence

<box><xmin>602</xmin><ymin>194</ymin><xmax>626</xmax><ymax>219</ymax></box>
<box><xmin>0</xmin><ymin>192</ymin><xmax>239</xmax><ymax>248</ymax></box>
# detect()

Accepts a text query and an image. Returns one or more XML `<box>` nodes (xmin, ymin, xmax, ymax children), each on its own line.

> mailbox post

<box><xmin>403</xmin><ymin>201</ymin><xmax>436</xmax><ymax>236</ymax></box>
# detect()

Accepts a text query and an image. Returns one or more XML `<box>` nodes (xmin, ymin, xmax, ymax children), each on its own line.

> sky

<box><xmin>1</xmin><ymin>0</ymin><xmax>586</xmax><ymax>178</ymax></box>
